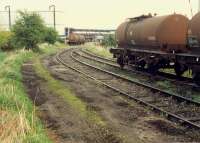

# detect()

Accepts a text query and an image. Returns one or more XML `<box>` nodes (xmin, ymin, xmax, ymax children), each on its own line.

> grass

<box><xmin>84</xmin><ymin>43</ymin><xmax>113</xmax><ymax>59</ymax></box>
<box><xmin>0</xmin><ymin>42</ymin><xmax>66</xmax><ymax>143</ymax></box>
<box><xmin>160</xmin><ymin>68</ymin><xmax>192</xmax><ymax>78</ymax></box>
<box><xmin>0</xmin><ymin>52</ymin><xmax>6</xmax><ymax>64</ymax></box>
<box><xmin>156</xmin><ymin>80</ymin><xmax>173</xmax><ymax>92</ymax></box>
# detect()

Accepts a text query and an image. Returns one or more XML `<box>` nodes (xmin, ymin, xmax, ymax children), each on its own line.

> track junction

<box><xmin>55</xmin><ymin>47</ymin><xmax>200</xmax><ymax>130</ymax></box>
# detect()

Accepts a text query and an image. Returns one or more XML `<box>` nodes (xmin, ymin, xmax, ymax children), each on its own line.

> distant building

<box><xmin>64</xmin><ymin>27</ymin><xmax>115</xmax><ymax>42</ymax></box>
<box><xmin>95</xmin><ymin>35</ymin><xmax>104</xmax><ymax>43</ymax></box>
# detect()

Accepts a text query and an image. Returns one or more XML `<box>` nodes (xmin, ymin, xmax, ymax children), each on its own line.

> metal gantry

<box><xmin>0</xmin><ymin>5</ymin><xmax>60</xmax><ymax>30</ymax></box>
<box><xmin>65</xmin><ymin>27</ymin><xmax>115</xmax><ymax>41</ymax></box>
<box><xmin>65</xmin><ymin>27</ymin><xmax>115</xmax><ymax>36</ymax></box>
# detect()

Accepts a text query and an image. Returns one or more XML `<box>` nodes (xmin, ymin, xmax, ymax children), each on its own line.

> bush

<box><xmin>11</xmin><ymin>11</ymin><xmax>46</xmax><ymax>50</ymax></box>
<box><xmin>0</xmin><ymin>31</ymin><xmax>13</xmax><ymax>50</ymax></box>
<box><xmin>44</xmin><ymin>27</ymin><xmax>58</xmax><ymax>45</ymax></box>
<box><xmin>101</xmin><ymin>34</ymin><xmax>117</xmax><ymax>47</ymax></box>
<box><xmin>57</xmin><ymin>37</ymin><xmax>65</xmax><ymax>43</ymax></box>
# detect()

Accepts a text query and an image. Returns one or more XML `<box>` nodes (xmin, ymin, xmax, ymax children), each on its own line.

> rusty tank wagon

<box><xmin>190</xmin><ymin>12</ymin><xmax>200</xmax><ymax>43</ymax></box>
<box><xmin>110</xmin><ymin>14</ymin><xmax>200</xmax><ymax>85</ymax></box>
<box><xmin>68</xmin><ymin>33</ymin><xmax>85</xmax><ymax>45</ymax></box>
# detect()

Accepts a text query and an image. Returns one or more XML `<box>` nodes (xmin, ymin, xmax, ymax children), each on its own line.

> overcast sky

<box><xmin>0</xmin><ymin>0</ymin><xmax>199</xmax><ymax>34</ymax></box>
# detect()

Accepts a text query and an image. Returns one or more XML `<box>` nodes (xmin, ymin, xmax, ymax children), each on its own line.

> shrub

<box><xmin>57</xmin><ymin>37</ymin><xmax>65</xmax><ymax>43</ymax></box>
<box><xmin>11</xmin><ymin>11</ymin><xmax>46</xmax><ymax>50</ymax></box>
<box><xmin>101</xmin><ymin>34</ymin><xmax>117</xmax><ymax>47</ymax></box>
<box><xmin>44</xmin><ymin>27</ymin><xmax>58</xmax><ymax>45</ymax></box>
<box><xmin>0</xmin><ymin>31</ymin><xmax>13</xmax><ymax>50</ymax></box>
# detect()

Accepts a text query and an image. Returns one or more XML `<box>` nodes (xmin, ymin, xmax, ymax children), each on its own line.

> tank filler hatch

<box><xmin>128</xmin><ymin>14</ymin><xmax>153</xmax><ymax>21</ymax></box>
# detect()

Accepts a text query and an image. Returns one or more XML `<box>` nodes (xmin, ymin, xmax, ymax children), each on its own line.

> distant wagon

<box><xmin>67</xmin><ymin>33</ymin><xmax>85</xmax><ymax>45</ymax></box>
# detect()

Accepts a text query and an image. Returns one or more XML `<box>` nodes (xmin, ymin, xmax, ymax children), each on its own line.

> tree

<box><xmin>0</xmin><ymin>31</ymin><xmax>13</xmax><ymax>50</ymax></box>
<box><xmin>44</xmin><ymin>27</ymin><xmax>58</xmax><ymax>45</ymax></box>
<box><xmin>11</xmin><ymin>11</ymin><xmax>46</xmax><ymax>50</ymax></box>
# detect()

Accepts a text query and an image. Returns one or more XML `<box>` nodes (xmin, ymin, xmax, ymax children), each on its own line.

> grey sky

<box><xmin>0</xmin><ymin>0</ymin><xmax>199</xmax><ymax>34</ymax></box>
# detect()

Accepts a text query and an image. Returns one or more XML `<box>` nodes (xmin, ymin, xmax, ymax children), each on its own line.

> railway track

<box><xmin>56</xmin><ymin>48</ymin><xmax>200</xmax><ymax>130</ymax></box>
<box><xmin>81</xmin><ymin>49</ymin><xmax>197</xmax><ymax>87</ymax></box>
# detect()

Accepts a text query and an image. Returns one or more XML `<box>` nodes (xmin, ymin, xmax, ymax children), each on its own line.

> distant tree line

<box><xmin>0</xmin><ymin>11</ymin><xmax>59</xmax><ymax>51</ymax></box>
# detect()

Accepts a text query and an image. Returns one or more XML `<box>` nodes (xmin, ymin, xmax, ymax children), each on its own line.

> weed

<box><xmin>84</xmin><ymin>43</ymin><xmax>113</xmax><ymax>58</ymax></box>
<box><xmin>33</xmin><ymin>57</ymin><xmax>105</xmax><ymax>126</ymax></box>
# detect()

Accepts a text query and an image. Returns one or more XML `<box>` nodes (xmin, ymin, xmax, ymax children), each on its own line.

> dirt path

<box><xmin>22</xmin><ymin>62</ymin><xmax>125</xmax><ymax>143</ymax></box>
<box><xmin>22</xmin><ymin>53</ymin><xmax>199</xmax><ymax>143</ymax></box>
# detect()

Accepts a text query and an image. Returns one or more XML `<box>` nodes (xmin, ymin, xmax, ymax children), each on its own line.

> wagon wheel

<box><xmin>138</xmin><ymin>60</ymin><xmax>146</xmax><ymax>70</ymax></box>
<box><xmin>117</xmin><ymin>55</ymin><xmax>125</xmax><ymax>69</ymax></box>
<box><xmin>193</xmin><ymin>72</ymin><xmax>200</xmax><ymax>85</ymax></box>
<box><xmin>147</xmin><ymin>63</ymin><xmax>159</xmax><ymax>75</ymax></box>
<box><xmin>174</xmin><ymin>62</ymin><xmax>184</xmax><ymax>77</ymax></box>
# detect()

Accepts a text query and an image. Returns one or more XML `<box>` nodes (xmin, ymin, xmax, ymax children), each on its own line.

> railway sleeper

<box><xmin>187</xmin><ymin>117</ymin><xmax>200</xmax><ymax>122</ymax></box>
<box><xmin>145</xmin><ymin>98</ymin><xmax>170</xmax><ymax>104</ymax></box>
<box><xmin>146</xmin><ymin>106</ymin><xmax>195</xmax><ymax>128</ymax></box>
<box><xmin>174</xmin><ymin>111</ymin><xmax>199</xmax><ymax>119</ymax></box>
<box><xmin>155</xmin><ymin>104</ymin><xmax>169</xmax><ymax>108</ymax></box>
<box><xmin>135</xmin><ymin>95</ymin><xmax>150</xmax><ymax>98</ymax></box>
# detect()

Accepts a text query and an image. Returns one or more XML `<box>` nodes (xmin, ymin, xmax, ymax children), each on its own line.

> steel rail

<box><xmin>73</xmin><ymin>50</ymin><xmax>200</xmax><ymax>106</ymax></box>
<box><xmin>81</xmin><ymin>49</ymin><xmax>195</xmax><ymax>85</ymax></box>
<box><xmin>81</xmin><ymin>49</ymin><xmax>115</xmax><ymax>62</ymax></box>
<box><xmin>56</xmin><ymin>48</ymin><xmax>200</xmax><ymax>130</ymax></box>
<box><xmin>77</xmin><ymin>51</ymin><xmax>119</xmax><ymax>68</ymax></box>
<box><xmin>80</xmin><ymin>49</ymin><xmax>164</xmax><ymax>79</ymax></box>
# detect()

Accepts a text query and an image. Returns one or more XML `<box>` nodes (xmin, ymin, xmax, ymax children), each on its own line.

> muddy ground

<box><xmin>22</xmin><ymin>53</ymin><xmax>200</xmax><ymax>143</ymax></box>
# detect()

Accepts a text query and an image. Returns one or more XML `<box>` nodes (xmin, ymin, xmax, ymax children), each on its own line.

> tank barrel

<box><xmin>116</xmin><ymin>14</ymin><xmax>189</xmax><ymax>52</ymax></box>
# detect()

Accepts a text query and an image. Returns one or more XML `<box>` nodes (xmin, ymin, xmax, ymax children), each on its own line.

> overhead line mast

<box><xmin>188</xmin><ymin>0</ymin><xmax>193</xmax><ymax>17</ymax></box>
<box><xmin>199</xmin><ymin>0</ymin><xmax>200</xmax><ymax>12</ymax></box>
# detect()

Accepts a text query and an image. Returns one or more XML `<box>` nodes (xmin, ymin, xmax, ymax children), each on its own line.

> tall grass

<box><xmin>0</xmin><ymin>43</ymin><xmax>66</xmax><ymax>142</ymax></box>
<box><xmin>0</xmin><ymin>50</ymin><xmax>52</xmax><ymax>143</ymax></box>
<box><xmin>84</xmin><ymin>43</ymin><xmax>113</xmax><ymax>58</ymax></box>
<box><xmin>0</xmin><ymin>52</ymin><xmax>6</xmax><ymax>64</ymax></box>
<box><xmin>0</xmin><ymin>110</ymin><xmax>30</xmax><ymax>143</ymax></box>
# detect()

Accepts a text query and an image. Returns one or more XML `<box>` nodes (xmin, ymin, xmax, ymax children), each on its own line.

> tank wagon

<box><xmin>190</xmin><ymin>12</ymin><xmax>200</xmax><ymax>44</ymax></box>
<box><xmin>68</xmin><ymin>33</ymin><xmax>85</xmax><ymax>45</ymax></box>
<box><xmin>110</xmin><ymin>14</ymin><xmax>200</xmax><ymax>85</ymax></box>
